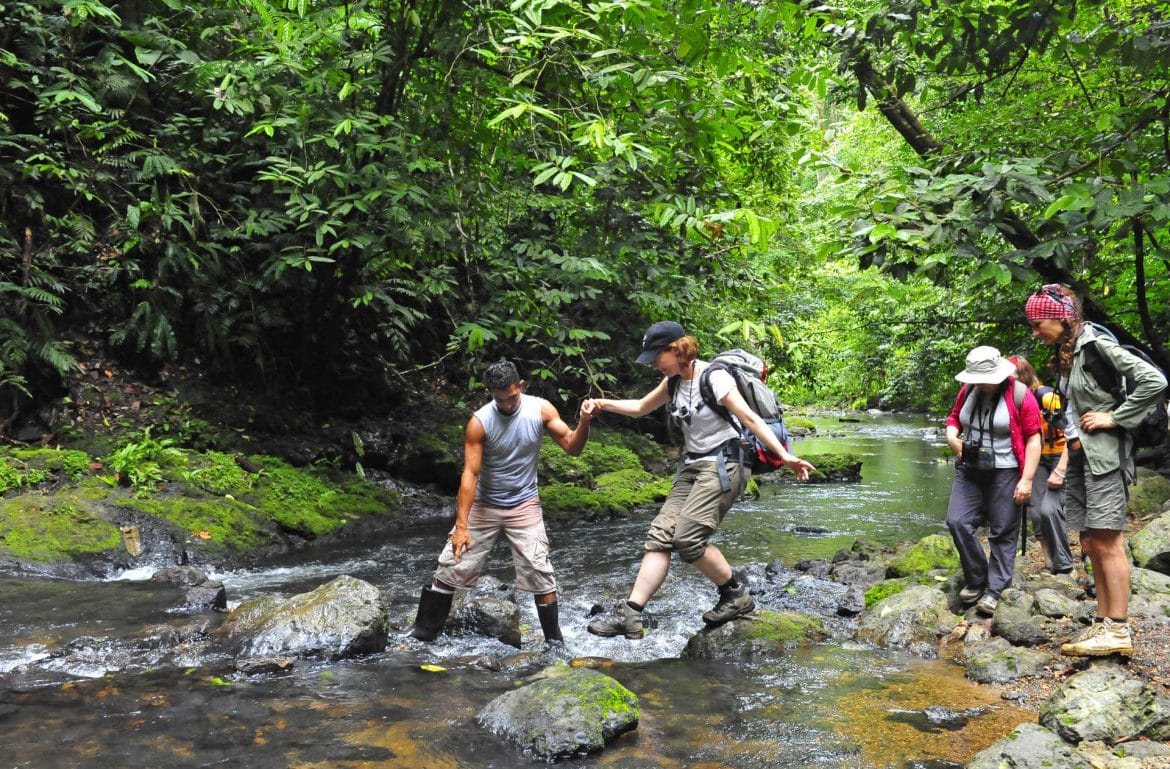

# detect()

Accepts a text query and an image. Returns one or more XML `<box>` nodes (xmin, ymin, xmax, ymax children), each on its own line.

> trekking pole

<box><xmin>1018</xmin><ymin>502</ymin><xmax>1029</xmax><ymax>555</ymax></box>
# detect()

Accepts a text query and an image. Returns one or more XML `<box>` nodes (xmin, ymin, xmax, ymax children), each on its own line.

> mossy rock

<box><xmin>0</xmin><ymin>490</ymin><xmax>123</xmax><ymax>562</ymax></box>
<box><xmin>785</xmin><ymin>416</ymin><xmax>816</xmax><ymax>433</ymax></box>
<box><xmin>886</xmin><ymin>534</ymin><xmax>959</xmax><ymax>578</ymax></box>
<box><xmin>863</xmin><ymin>576</ymin><xmax>939</xmax><ymax>609</ymax></box>
<box><xmin>1129</xmin><ymin>472</ymin><xmax>1170</xmax><ymax>520</ymax></box>
<box><xmin>579</xmin><ymin>442</ymin><xmax>642</xmax><ymax>474</ymax></box>
<box><xmin>771</xmin><ymin>452</ymin><xmax>862</xmax><ymax>483</ymax></box>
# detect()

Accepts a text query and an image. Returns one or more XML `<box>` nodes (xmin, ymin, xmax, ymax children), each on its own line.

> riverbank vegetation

<box><xmin>3</xmin><ymin>1</ymin><xmax>1170</xmax><ymax>439</ymax></box>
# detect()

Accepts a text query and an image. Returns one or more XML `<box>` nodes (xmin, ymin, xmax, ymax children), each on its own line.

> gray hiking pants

<box><xmin>946</xmin><ymin>465</ymin><xmax>1020</xmax><ymax>598</ymax></box>
<box><xmin>1029</xmin><ymin>457</ymin><xmax>1074</xmax><ymax>572</ymax></box>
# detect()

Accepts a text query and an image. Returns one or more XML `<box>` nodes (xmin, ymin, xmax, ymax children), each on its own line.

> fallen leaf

<box><xmin>419</xmin><ymin>664</ymin><xmax>447</xmax><ymax>673</ymax></box>
<box><xmin>191</xmin><ymin>531</ymin><xmax>212</xmax><ymax>540</ymax></box>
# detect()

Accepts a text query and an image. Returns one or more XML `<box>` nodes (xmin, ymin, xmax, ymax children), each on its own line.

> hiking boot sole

<box><xmin>1060</xmin><ymin>642</ymin><xmax>1132</xmax><ymax>657</ymax></box>
<box><xmin>587</xmin><ymin>625</ymin><xmax>644</xmax><ymax>640</ymax></box>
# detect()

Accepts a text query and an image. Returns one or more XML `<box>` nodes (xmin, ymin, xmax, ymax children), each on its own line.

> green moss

<box><xmin>541</xmin><ymin>484</ymin><xmax>608</xmax><ymax>521</ymax></box>
<box><xmin>182</xmin><ymin>451</ymin><xmax>257</xmax><ymax>496</ymax></box>
<box><xmin>785</xmin><ymin>416</ymin><xmax>816</xmax><ymax>432</ymax></box>
<box><xmin>0</xmin><ymin>447</ymin><xmax>95</xmax><ymax>493</ymax></box>
<box><xmin>246</xmin><ymin>457</ymin><xmax>400</xmax><ymax>538</ymax></box>
<box><xmin>112</xmin><ymin>494</ymin><xmax>268</xmax><ymax>554</ymax></box>
<box><xmin>743</xmin><ymin>610</ymin><xmax>826</xmax><ymax>646</ymax></box>
<box><xmin>886</xmin><ymin>534</ymin><xmax>959</xmax><ymax>577</ymax></box>
<box><xmin>0</xmin><ymin>492</ymin><xmax>122</xmax><ymax>561</ymax></box>
<box><xmin>579</xmin><ymin>443</ymin><xmax>642</xmax><ymax>474</ymax></box>
<box><xmin>11</xmin><ymin>448</ymin><xmax>93</xmax><ymax>480</ymax></box>
<box><xmin>540</xmin><ymin>440</ymin><xmax>592</xmax><ymax>485</ymax></box>
<box><xmin>864</xmin><ymin>578</ymin><xmax>910</xmax><ymax>609</ymax></box>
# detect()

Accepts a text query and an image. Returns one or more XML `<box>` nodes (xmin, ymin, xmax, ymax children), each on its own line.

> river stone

<box><xmin>476</xmin><ymin>666</ymin><xmax>638</xmax><ymax>759</ymax></box>
<box><xmin>856</xmin><ymin>584</ymin><xmax>957</xmax><ymax>652</ymax></box>
<box><xmin>1130</xmin><ymin>512</ymin><xmax>1170</xmax><ymax>575</ymax></box>
<box><xmin>1038</xmin><ymin>664</ymin><xmax>1170</xmax><ymax>744</ymax></box>
<box><xmin>965</xmin><ymin>722</ymin><xmax>1092</xmax><ymax>769</ymax></box>
<box><xmin>1031</xmin><ymin>588</ymin><xmax>1081</xmax><ymax>618</ymax></box>
<box><xmin>149</xmin><ymin>565</ymin><xmax>210</xmax><ymax>586</ymax></box>
<box><xmin>215</xmin><ymin>574</ymin><xmax>388</xmax><ymax>659</ymax></box>
<box><xmin>448</xmin><ymin>593</ymin><xmax>521</xmax><ymax>648</ymax></box>
<box><xmin>681</xmin><ymin>610</ymin><xmax>826</xmax><ymax>659</ymax></box>
<box><xmin>991</xmin><ymin>589</ymin><xmax>1054</xmax><ymax>647</ymax></box>
<box><xmin>963</xmin><ymin>636</ymin><xmax>1055</xmax><ymax>684</ymax></box>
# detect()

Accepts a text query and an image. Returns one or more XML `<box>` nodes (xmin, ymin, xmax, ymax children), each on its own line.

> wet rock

<box><xmin>681</xmin><ymin>610</ymin><xmax>826</xmax><ymax>659</ymax></box>
<box><xmin>965</xmin><ymin>722</ymin><xmax>1092</xmax><ymax>769</ymax></box>
<box><xmin>837</xmin><ymin>584</ymin><xmax>866</xmax><ymax>616</ymax></box>
<box><xmin>215</xmin><ymin>574</ymin><xmax>388</xmax><ymax>659</ymax></box>
<box><xmin>887</xmin><ymin>705</ymin><xmax>979</xmax><ymax>733</ymax></box>
<box><xmin>150</xmin><ymin>565</ymin><xmax>209</xmax><ymax>586</ymax></box>
<box><xmin>477</xmin><ymin>665</ymin><xmax>638</xmax><ymax>759</ymax></box>
<box><xmin>181</xmin><ymin>580</ymin><xmax>227</xmax><ymax>613</ymax></box>
<box><xmin>1038</xmin><ymin>664</ymin><xmax>1170</xmax><ymax>745</ymax></box>
<box><xmin>963</xmin><ymin>637</ymin><xmax>1055</xmax><ymax>684</ymax></box>
<box><xmin>855</xmin><ymin>585</ymin><xmax>957</xmax><ymax>653</ymax></box>
<box><xmin>794</xmin><ymin>558</ymin><xmax>832</xmax><ymax>579</ymax></box>
<box><xmin>448</xmin><ymin>577</ymin><xmax>521</xmax><ymax>647</ymax></box>
<box><xmin>234</xmin><ymin>657</ymin><xmax>294</xmax><ymax>675</ymax></box>
<box><xmin>828</xmin><ymin>560</ymin><xmax>887</xmax><ymax>591</ymax></box>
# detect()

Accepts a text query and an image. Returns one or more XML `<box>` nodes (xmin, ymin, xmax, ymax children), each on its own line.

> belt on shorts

<box><xmin>679</xmin><ymin>438</ymin><xmax>747</xmax><ymax>494</ymax></box>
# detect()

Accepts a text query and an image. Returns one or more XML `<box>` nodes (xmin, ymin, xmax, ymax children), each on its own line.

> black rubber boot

<box><xmin>535</xmin><ymin>599</ymin><xmax>563</xmax><ymax>643</ymax></box>
<box><xmin>408</xmin><ymin>586</ymin><xmax>453</xmax><ymax>642</ymax></box>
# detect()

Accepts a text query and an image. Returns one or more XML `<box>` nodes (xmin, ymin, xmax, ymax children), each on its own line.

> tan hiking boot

<box><xmin>1060</xmin><ymin>618</ymin><xmax>1133</xmax><ymax>657</ymax></box>
<box><xmin>701</xmin><ymin>584</ymin><xmax>755</xmax><ymax>626</ymax></box>
<box><xmin>587</xmin><ymin>601</ymin><xmax>644</xmax><ymax>640</ymax></box>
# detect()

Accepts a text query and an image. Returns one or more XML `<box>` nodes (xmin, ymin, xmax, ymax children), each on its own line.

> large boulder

<box><xmin>1038</xmin><ymin>664</ymin><xmax>1170</xmax><ymax>744</ymax></box>
<box><xmin>215</xmin><ymin>574</ymin><xmax>387</xmax><ymax>659</ymax></box>
<box><xmin>855</xmin><ymin>584</ymin><xmax>957</xmax><ymax>655</ymax></box>
<box><xmin>965</xmin><ymin>723</ymin><xmax>1092</xmax><ymax>769</ymax></box>
<box><xmin>477</xmin><ymin>665</ymin><xmax>638</xmax><ymax>759</ymax></box>
<box><xmin>681</xmin><ymin>610</ymin><xmax>826</xmax><ymax>659</ymax></box>
<box><xmin>1130</xmin><ymin>512</ymin><xmax>1170</xmax><ymax>575</ymax></box>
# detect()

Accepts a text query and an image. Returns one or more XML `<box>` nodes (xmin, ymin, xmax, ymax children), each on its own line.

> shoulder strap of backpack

<box><xmin>697</xmin><ymin>363</ymin><xmax>736</xmax><ymax>427</ymax></box>
<box><xmin>1081</xmin><ymin>340</ymin><xmax>1125</xmax><ymax>404</ymax></box>
<box><xmin>1011</xmin><ymin>379</ymin><xmax>1026</xmax><ymax>409</ymax></box>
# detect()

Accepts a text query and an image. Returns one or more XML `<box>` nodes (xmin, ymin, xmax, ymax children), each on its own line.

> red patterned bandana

<box><xmin>1025</xmin><ymin>286</ymin><xmax>1076</xmax><ymax>320</ymax></box>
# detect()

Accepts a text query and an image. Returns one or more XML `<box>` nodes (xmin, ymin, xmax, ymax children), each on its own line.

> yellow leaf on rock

<box><xmin>419</xmin><ymin>664</ymin><xmax>447</xmax><ymax>673</ymax></box>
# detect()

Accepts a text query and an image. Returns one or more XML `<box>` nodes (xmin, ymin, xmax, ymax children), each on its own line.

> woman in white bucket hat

<box><xmin>944</xmin><ymin>345</ymin><xmax>1042</xmax><ymax>616</ymax></box>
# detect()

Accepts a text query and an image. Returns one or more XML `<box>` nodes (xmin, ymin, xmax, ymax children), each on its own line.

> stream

<box><xmin>0</xmin><ymin>414</ymin><xmax>1035</xmax><ymax>768</ymax></box>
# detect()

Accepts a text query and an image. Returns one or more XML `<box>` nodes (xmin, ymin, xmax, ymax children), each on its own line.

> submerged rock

<box><xmin>477</xmin><ymin>665</ymin><xmax>638</xmax><ymax>759</ymax></box>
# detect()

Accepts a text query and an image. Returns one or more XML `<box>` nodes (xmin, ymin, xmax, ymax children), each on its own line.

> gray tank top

<box><xmin>473</xmin><ymin>393</ymin><xmax>544</xmax><ymax>507</ymax></box>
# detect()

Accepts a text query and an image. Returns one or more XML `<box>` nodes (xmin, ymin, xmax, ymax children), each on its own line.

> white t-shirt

<box><xmin>672</xmin><ymin>361</ymin><xmax>740</xmax><ymax>457</ymax></box>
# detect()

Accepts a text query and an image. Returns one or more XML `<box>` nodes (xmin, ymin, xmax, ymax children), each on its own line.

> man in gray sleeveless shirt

<box><xmin>408</xmin><ymin>360</ymin><xmax>597</xmax><ymax>646</ymax></box>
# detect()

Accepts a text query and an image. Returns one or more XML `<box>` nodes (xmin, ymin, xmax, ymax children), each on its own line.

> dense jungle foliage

<box><xmin>2</xmin><ymin>0</ymin><xmax>1170</xmax><ymax>432</ymax></box>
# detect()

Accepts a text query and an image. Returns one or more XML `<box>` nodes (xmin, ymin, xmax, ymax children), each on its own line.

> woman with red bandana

<box><xmin>1025</xmin><ymin>285</ymin><xmax>1167</xmax><ymax>656</ymax></box>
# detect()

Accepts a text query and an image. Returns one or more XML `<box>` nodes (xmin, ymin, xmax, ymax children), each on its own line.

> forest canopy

<box><xmin>2</xmin><ymin>0</ymin><xmax>1168</xmax><ymax>427</ymax></box>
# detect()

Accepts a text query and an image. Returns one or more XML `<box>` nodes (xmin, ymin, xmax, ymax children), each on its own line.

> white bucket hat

<box><xmin>955</xmin><ymin>345</ymin><xmax>1016</xmax><ymax>384</ymax></box>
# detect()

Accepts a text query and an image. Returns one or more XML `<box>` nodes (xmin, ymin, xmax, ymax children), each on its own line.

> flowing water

<box><xmin>0</xmin><ymin>414</ymin><xmax>1034</xmax><ymax>768</ymax></box>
